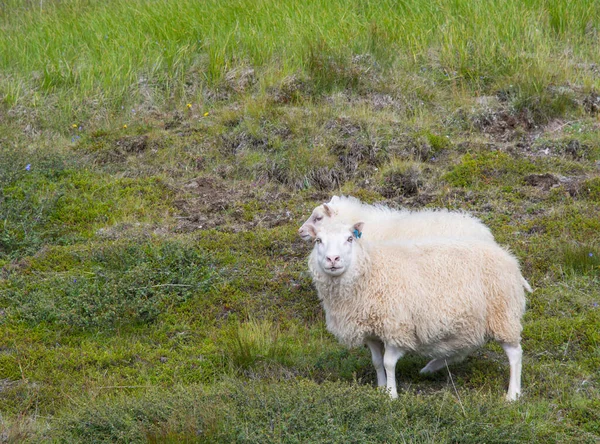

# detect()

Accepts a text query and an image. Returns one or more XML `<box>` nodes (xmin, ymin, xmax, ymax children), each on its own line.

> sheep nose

<box><xmin>326</xmin><ymin>255</ymin><xmax>340</xmax><ymax>264</ymax></box>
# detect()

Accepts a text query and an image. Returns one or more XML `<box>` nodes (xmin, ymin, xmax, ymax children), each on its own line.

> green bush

<box><xmin>53</xmin><ymin>381</ymin><xmax>592</xmax><ymax>443</ymax></box>
<box><xmin>579</xmin><ymin>177</ymin><xmax>600</xmax><ymax>202</ymax></box>
<box><xmin>1</xmin><ymin>240</ymin><xmax>214</xmax><ymax>329</ymax></box>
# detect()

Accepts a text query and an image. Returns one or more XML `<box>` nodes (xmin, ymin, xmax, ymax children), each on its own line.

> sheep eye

<box><xmin>347</xmin><ymin>236</ymin><xmax>353</xmax><ymax>243</ymax></box>
<box><xmin>315</xmin><ymin>238</ymin><xmax>322</xmax><ymax>244</ymax></box>
<box><xmin>314</xmin><ymin>216</ymin><xmax>323</xmax><ymax>222</ymax></box>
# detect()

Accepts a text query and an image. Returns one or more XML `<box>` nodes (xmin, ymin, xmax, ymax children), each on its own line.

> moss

<box><xmin>424</xmin><ymin>131</ymin><xmax>451</xmax><ymax>152</ymax></box>
<box><xmin>52</xmin><ymin>380</ymin><xmax>584</xmax><ymax>443</ymax></box>
<box><xmin>567</xmin><ymin>397</ymin><xmax>600</xmax><ymax>435</ymax></box>
<box><xmin>524</xmin><ymin>310</ymin><xmax>600</xmax><ymax>359</ymax></box>
<box><xmin>1</xmin><ymin>239</ymin><xmax>215</xmax><ymax>330</ymax></box>
<box><xmin>338</xmin><ymin>186</ymin><xmax>383</xmax><ymax>203</ymax></box>
<box><xmin>444</xmin><ymin>151</ymin><xmax>538</xmax><ymax>188</ymax></box>
<box><xmin>1</xmin><ymin>166</ymin><xmax>173</xmax><ymax>261</ymax></box>
<box><xmin>579</xmin><ymin>177</ymin><xmax>600</xmax><ymax>202</ymax></box>
<box><xmin>528</xmin><ymin>205</ymin><xmax>600</xmax><ymax>241</ymax></box>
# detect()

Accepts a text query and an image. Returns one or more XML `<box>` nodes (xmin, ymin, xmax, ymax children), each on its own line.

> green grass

<box><xmin>444</xmin><ymin>151</ymin><xmax>538</xmax><ymax>188</ymax></box>
<box><xmin>1</xmin><ymin>239</ymin><xmax>214</xmax><ymax>329</ymax></box>
<box><xmin>1</xmin><ymin>0</ymin><xmax>599</xmax><ymax>128</ymax></box>
<box><xmin>0</xmin><ymin>166</ymin><xmax>173</xmax><ymax>262</ymax></box>
<box><xmin>49</xmin><ymin>381</ymin><xmax>598</xmax><ymax>443</ymax></box>
<box><xmin>1</xmin><ymin>0</ymin><xmax>600</xmax><ymax>442</ymax></box>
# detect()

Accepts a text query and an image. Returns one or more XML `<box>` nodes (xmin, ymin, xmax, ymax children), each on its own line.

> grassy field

<box><xmin>1</xmin><ymin>0</ymin><xmax>600</xmax><ymax>442</ymax></box>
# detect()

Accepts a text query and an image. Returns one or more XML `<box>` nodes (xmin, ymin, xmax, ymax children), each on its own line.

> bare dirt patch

<box><xmin>524</xmin><ymin>173</ymin><xmax>561</xmax><ymax>190</ymax></box>
<box><xmin>225</xmin><ymin>67</ymin><xmax>257</xmax><ymax>93</ymax></box>
<box><xmin>583</xmin><ymin>91</ymin><xmax>600</xmax><ymax>115</ymax></box>
<box><xmin>379</xmin><ymin>165</ymin><xmax>422</xmax><ymax>198</ymax></box>
<box><xmin>174</xmin><ymin>176</ymin><xmax>295</xmax><ymax>233</ymax></box>
<box><xmin>175</xmin><ymin>177</ymin><xmax>230</xmax><ymax>231</ymax></box>
<box><xmin>115</xmin><ymin>135</ymin><xmax>149</xmax><ymax>153</ymax></box>
<box><xmin>326</xmin><ymin>117</ymin><xmax>386</xmax><ymax>175</ymax></box>
<box><xmin>268</xmin><ymin>74</ymin><xmax>313</xmax><ymax>104</ymax></box>
<box><xmin>472</xmin><ymin>108</ymin><xmax>535</xmax><ymax>142</ymax></box>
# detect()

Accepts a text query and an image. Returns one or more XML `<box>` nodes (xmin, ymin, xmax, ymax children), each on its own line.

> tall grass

<box><xmin>1</xmin><ymin>0</ymin><xmax>599</xmax><ymax>127</ymax></box>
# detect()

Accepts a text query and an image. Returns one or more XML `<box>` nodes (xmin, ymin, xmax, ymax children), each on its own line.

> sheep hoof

<box><xmin>505</xmin><ymin>391</ymin><xmax>520</xmax><ymax>402</ymax></box>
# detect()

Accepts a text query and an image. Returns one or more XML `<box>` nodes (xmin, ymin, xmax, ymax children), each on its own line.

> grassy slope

<box><xmin>1</xmin><ymin>0</ymin><xmax>600</xmax><ymax>442</ymax></box>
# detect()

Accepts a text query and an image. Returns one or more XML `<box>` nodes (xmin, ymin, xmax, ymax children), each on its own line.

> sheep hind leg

<box><xmin>420</xmin><ymin>353</ymin><xmax>468</xmax><ymax>374</ymax></box>
<box><xmin>420</xmin><ymin>358</ymin><xmax>449</xmax><ymax>374</ymax></box>
<box><xmin>502</xmin><ymin>342</ymin><xmax>522</xmax><ymax>401</ymax></box>
<box><xmin>365</xmin><ymin>339</ymin><xmax>386</xmax><ymax>387</ymax></box>
<box><xmin>383</xmin><ymin>344</ymin><xmax>405</xmax><ymax>399</ymax></box>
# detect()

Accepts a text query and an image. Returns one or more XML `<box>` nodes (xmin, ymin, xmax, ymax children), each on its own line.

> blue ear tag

<box><xmin>353</xmin><ymin>229</ymin><xmax>362</xmax><ymax>239</ymax></box>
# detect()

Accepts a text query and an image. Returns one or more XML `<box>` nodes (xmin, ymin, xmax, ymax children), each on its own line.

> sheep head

<box><xmin>310</xmin><ymin>222</ymin><xmax>364</xmax><ymax>277</ymax></box>
<box><xmin>298</xmin><ymin>200</ymin><xmax>337</xmax><ymax>241</ymax></box>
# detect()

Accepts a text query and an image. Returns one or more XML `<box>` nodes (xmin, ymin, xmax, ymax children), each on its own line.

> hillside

<box><xmin>1</xmin><ymin>1</ymin><xmax>599</xmax><ymax>441</ymax></box>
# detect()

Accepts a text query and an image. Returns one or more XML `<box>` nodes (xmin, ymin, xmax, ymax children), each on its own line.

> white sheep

<box><xmin>298</xmin><ymin>195</ymin><xmax>495</xmax><ymax>243</ymax></box>
<box><xmin>307</xmin><ymin>221</ymin><xmax>530</xmax><ymax>401</ymax></box>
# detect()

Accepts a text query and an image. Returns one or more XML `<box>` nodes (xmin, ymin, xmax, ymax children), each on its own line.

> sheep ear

<box><xmin>322</xmin><ymin>204</ymin><xmax>332</xmax><ymax>217</ymax></box>
<box><xmin>307</xmin><ymin>224</ymin><xmax>317</xmax><ymax>238</ymax></box>
<box><xmin>352</xmin><ymin>222</ymin><xmax>364</xmax><ymax>239</ymax></box>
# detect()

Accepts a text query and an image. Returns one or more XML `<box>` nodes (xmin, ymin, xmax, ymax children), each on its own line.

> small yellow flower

<box><xmin>123</xmin><ymin>124</ymin><xmax>127</xmax><ymax>129</ymax></box>
<box><xmin>203</xmin><ymin>112</ymin><xmax>209</xmax><ymax>117</ymax></box>
<box><xmin>72</xmin><ymin>124</ymin><xmax>77</xmax><ymax>128</ymax></box>
<box><xmin>187</xmin><ymin>103</ymin><xmax>192</xmax><ymax>109</ymax></box>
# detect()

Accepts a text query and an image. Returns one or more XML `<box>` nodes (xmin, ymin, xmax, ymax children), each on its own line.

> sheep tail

<box><xmin>521</xmin><ymin>277</ymin><xmax>533</xmax><ymax>293</ymax></box>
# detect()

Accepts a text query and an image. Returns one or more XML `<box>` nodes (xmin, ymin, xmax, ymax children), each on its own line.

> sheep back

<box><xmin>328</xmin><ymin>197</ymin><xmax>494</xmax><ymax>243</ymax></box>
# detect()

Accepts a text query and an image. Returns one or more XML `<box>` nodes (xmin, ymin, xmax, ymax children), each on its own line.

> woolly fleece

<box><xmin>299</xmin><ymin>195</ymin><xmax>495</xmax><ymax>243</ymax></box>
<box><xmin>308</xmin><ymin>228</ymin><xmax>527</xmax><ymax>355</ymax></box>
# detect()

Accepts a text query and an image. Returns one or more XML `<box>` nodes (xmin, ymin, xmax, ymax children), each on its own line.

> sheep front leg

<box><xmin>365</xmin><ymin>339</ymin><xmax>386</xmax><ymax>387</ymax></box>
<box><xmin>383</xmin><ymin>344</ymin><xmax>405</xmax><ymax>399</ymax></box>
<box><xmin>502</xmin><ymin>342</ymin><xmax>522</xmax><ymax>401</ymax></box>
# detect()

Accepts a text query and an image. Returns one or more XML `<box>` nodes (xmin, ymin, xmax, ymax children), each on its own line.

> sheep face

<box><xmin>310</xmin><ymin>222</ymin><xmax>364</xmax><ymax>277</ymax></box>
<box><xmin>298</xmin><ymin>203</ymin><xmax>335</xmax><ymax>241</ymax></box>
